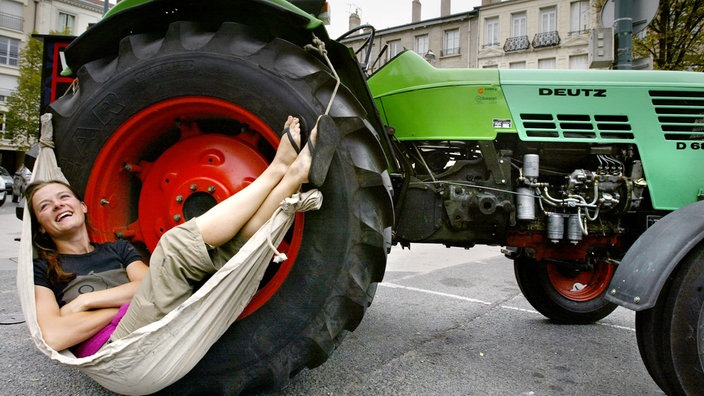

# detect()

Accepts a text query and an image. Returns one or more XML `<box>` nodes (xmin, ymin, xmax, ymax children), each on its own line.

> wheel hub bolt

<box><xmin>124</xmin><ymin>163</ymin><xmax>142</xmax><ymax>173</ymax></box>
<box><xmin>190</xmin><ymin>184</ymin><xmax>198</xmax><ymax>191</ymax></box>
<box><xmin>173</xmin><ymin>214</ymin><xmax>182</xmax><ymax>222</ymax></box>
<box><xmin>208</xmin><ymin>186</ymin><xmax>216</xmax><ymax>193</ymax></box>
<box><xmin>100</xmin><ymin>199</ymin><xmax>110</xmax><ymax>206</ymax></box>
<box><xmin>176</xmin><ymin>195</ymin><xmax>184</xmax><ymax>203</ymax></box>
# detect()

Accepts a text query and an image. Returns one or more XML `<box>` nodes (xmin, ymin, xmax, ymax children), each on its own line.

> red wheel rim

<box><xmin>84</xmin><ymin>96</ymin><xmax>304</xmax><ymax>319</ymax></box>
<box><xmin>546</xmin><ymin>260</ymin><xmax>614</xmax><ymax>302</ymax></box>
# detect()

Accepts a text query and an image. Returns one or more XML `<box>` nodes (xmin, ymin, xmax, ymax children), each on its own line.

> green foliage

<box><xmin>3</xmin><ymin>35</ymin><xmax>42</xmax><ymax>150</ymax></box>
<box><xmin>634</xmin><ymin>0</ymin><xmax>704</xmax><ymax>71</ymax></box>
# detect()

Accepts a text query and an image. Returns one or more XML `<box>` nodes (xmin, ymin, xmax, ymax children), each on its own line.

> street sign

<box><xmin>600</xmin><ymin>0</ymin><xmax>659</xmax><ymax>34</ymax></box>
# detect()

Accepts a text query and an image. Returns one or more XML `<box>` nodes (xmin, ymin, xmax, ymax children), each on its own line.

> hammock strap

<box><xmin>305</xmin><ymin>35</ymin><xmax>340</xmax><ymax>116</ymax></box>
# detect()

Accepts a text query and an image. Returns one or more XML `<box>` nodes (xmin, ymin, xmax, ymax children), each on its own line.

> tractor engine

<box><xmin>507</xmin><ymin>147</ymin><xmax>647</xmax><ymax>262</ymax></box>
<box><xmin>393</xmin><ymin>140</ymin><xmax>647</xmax><ymax>256</ymax></box>
<box><xmin>394</xmin><ymin>140</ymin><xmax>514</xmax><ymax>248</ymax></box>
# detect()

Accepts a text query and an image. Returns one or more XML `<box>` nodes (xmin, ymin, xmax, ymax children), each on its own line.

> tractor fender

<box><xmin>605</xmin><ymin>200</ymin><xmax>704</xmax><ymax>311</ymax></box>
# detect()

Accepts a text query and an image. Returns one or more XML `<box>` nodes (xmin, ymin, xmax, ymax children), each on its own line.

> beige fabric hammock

<box><xmin>17</xmin><ymin>114</ymin><xmax>323</xmax><ymax>395</ymax></box>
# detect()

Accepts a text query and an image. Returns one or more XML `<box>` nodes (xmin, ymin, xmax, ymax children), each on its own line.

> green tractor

<box><xmin>41</xmin><ymin>0</ymin><xmax>703</xmax><ymax>393</ymax></box>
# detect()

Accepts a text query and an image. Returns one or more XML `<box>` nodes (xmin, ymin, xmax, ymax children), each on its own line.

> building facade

<box><xmin>0</xmin><ymin>0</ymin><xmax>105</xmax><ymax>174</ymax></box>
<box><xmin>341</xmin><ymin>0</ymin><xmax>478</xmax><ymax>73</ymax></box>
<box><xmin>477</xmin><ymin>0</ymin><xmax>594</xmax><ymax>69</ymax></box>
<box><xmin>341</xmin><ymin>0</ymin><xmax>608</xmax><ymax>72</ymax></box>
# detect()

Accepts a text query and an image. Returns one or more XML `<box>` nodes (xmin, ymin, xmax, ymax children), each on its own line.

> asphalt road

<box><xmin>0</xmin><ymin>199</ymin><xmax>663</xmax><ymax>395</ymax></box>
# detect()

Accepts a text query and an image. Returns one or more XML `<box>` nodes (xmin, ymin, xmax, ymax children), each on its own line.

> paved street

<box><xmin>0</xmin><ymin>199</ymin><xmax>663</xmax><ymax>395</ymax></box>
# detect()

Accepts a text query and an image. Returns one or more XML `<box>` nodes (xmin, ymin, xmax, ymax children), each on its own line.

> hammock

<box><xmin>17</xmin><ymin>114</ymin><xmax>323</xmax><ymax>395</ymax></box>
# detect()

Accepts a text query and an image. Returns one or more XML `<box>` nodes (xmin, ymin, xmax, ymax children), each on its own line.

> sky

<box><xmin>326</xmin><ymin>0</ymin><xmax>483</xmax><ymax>38</ymax></box>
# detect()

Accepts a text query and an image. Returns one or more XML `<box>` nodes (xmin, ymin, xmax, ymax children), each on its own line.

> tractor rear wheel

<box><xmin>635</xmin><ymin>242</ymin><xmax>704</xmax><ymax>395</ymax></box>
<box><xmin>514</xmin><ymin>252</ymin><xmax>617</xmax><ymax>324</ymax></box>
<box><xmin>49</xmin><ymin>21</ymin><xmax>393</xmax><ymax>394</ymax></box>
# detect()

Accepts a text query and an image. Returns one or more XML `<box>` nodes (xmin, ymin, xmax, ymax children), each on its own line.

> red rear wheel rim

<box><xmin>84</xmin><ymin>96</ymin><xmax>303</xmax><ymax>318</ymax></box>
<box><xmin>546</xmin><ymin>260</ymin><xmax>614</xmax><ymax>302</ymax></box>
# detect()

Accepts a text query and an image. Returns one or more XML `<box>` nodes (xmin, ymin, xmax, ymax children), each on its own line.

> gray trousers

<box><xmin>111</xmin><ymin>219</ymin><xmax>243</xmax><ymax>340</ymax></box>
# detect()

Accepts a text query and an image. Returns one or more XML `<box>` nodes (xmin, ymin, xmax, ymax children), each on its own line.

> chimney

<box><xmin>349</xmin><ymin>10</ymin><xmax>361</xmax><ymax>30</ymax></box>
<box><xmin>412</xmin><ymin>0</ymin><xmax>421</xmax><ymax>23</ymax></box>
<box><xmin>441</xmin><ymin>0</ymin><xmax>451</xmax><ymax>17</ymax></box>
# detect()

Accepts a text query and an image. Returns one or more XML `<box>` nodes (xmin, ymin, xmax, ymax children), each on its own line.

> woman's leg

<box><xmin>196</xmin><ymin>116</ymin><xmax>303</xmax><ymax>247</ymax></box>
<box><xmin>198</xmin><ymin>116</ymin><xmax>318</xmax><ymax>245</ymax></box>
<box><xmin>237</xmin><ymin>126</ymin><xmax>314</xmax><ymax>239</ymax></box>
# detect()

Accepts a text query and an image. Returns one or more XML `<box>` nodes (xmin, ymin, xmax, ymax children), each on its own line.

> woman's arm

<box><xmin>60</xmin><ymin>260</ymin><xmax>149</xmax><ymax>315</ymax></box>
<box><xmin>35</xmin><ymin>285</ymin><xmax>118</xmax><ymax>351</ymax></box>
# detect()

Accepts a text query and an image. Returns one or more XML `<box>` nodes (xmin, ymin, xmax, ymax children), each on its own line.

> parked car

<box><xmin>12</xmin><ymin>166</ymin><xmax>31</xmax><ymax>202</ymax></box>
<box><xmin>0</xmin><ymin>166</ymin><xmax>13</xmax><ymax>206</ymax></box>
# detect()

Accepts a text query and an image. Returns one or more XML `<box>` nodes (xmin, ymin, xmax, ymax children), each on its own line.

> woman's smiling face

<box><xmin>31</xmin><ymin>182</ymin><xmax>88</xmax><ymax>238</ymax></box>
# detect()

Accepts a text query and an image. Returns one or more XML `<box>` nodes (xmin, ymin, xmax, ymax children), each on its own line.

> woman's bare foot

<box><xmin>286</xmin><ymin>116</ymin><xmax>321</xmax><ymax>185</ymax></box>
<box><xmin>272</xmin><ymin>116</ymin><xmax>302</xmax><ymax>169</ymax></box>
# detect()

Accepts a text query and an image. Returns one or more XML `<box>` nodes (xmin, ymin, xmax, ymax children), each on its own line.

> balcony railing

<box><xmin>0</xmin><ymin>12</ymin><xmax>23</xmax><ymax>32</ymax></box>
<box><xmin>503</xmin><ymin>36</ymin><xmax>530</xmax><ymax>52</ymax></box>
<box><xmin>532</xmin><ymin>31</ymin><xmax>561</xmax><ymax>48</ymax></box>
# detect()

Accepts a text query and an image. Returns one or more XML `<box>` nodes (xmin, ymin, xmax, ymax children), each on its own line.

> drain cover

<box><xmin>0</xmin><ymin>313</ymin><xmax>25</xmax><ymax>325</ymax></box>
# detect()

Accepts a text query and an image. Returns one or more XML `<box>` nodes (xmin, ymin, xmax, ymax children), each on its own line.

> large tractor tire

<box><xmin>635</xmin><ymin>242</ymin><xmax>704</xmax><ymax>395</ymax></box>
<box><xmin>514</xmin><ymin>252</ymin><xmax>617</xmax><ymax>324</ymax></box>
<box><xmin>50</xmin><ymin>21</ymin><xmax>393</xmax><ymax>394</ymax></box>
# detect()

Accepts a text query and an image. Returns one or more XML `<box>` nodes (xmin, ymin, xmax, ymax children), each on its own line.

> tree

<box><xmin>634</xmin><ymin>0</ymin><xmax>704</xmax><ymax>71</ymax></box>
<box><xmin>4</xmin><ymin>35</ymin><xmax>42</xmax><ymax>150</ymax></box>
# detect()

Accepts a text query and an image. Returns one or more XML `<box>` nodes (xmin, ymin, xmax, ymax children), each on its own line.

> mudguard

<box><xmin>605</xmin><ymin>200</ymin><xmax>704</xmax><ymax>311</ymax></box>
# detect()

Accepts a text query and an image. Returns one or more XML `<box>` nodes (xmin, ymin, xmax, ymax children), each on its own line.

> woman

<box><xmin>29</xmin><ymin>115</ymin><xmax>317</xmax><ymax>353</ymax></box>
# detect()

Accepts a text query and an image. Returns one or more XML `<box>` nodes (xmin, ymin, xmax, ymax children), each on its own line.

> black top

<box><xmin>33</xmin><ymin>240</ymin><xmax>142</xmax><ymax>306</ymax></box>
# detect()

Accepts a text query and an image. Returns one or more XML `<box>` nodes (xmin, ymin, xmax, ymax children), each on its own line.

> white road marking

<box><xmin>501</xmin><ymin>305</ymin><xmax>540</xmax><ymax>314</ymax></box>
<box><xmin>597</xmin><ymin>323</ymin><xmax>636</xmax><ymax>332</ymax></box>
<box><xmin>381</xmin><ymin>282</ymin><xmax>492</xmax><ymax>305</ymax></box>
<box><xmin>380</xmin><ymin>282</ymin><xmax>636</xmax><ymax>332</ymax></box>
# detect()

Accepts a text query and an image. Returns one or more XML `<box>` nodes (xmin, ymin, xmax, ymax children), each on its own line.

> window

<box><xmin>538</xmin><ymin>57</ymin><xmax>556</xmax><ymax>69</ymax></box>
<box><xmin>510</xmin><ymin>61</ymin><xmax>526</xmax><ymax>69</ymax></box>
<box><xmin>569</xmin><ymin>54</ymin><xmax>588</xmax><ymax>69</ymax></box>
<box><xmin>415</xmin><ymin>34</ymin><xmax>429</xmax><ymax>56</ymax></box>
<box><xmin>443</xmin><ymin>29</ymin><xmax>460</xmax><ymax>56</ymax></box>
<box><xmin>58</xmin><ymin>12</ymin><xmax>76</xmax><ymax>35</ymax></box>
<box><xmin>570</xmin><ymin>1</ymin><xmax>590</xmax><ymax>34</ymax></box>
<box><xmin>0</xmin><ymin>113</ymin><xmax>6</xmax><ymax>133</ymax></box>
<box><xmin>388</xmin><ymin>40</ymin><xmax>402</xmax><ymax>59</ymax></box>
<box><xmin>506</xmin><ymin>11</ymin><xmax>529</xmax><ymax>51</ymax></box>
<box><xmin>0</xmin><ymin>37</ymin><xmax>19</xmax><ymax>67</ymax></box>
<box><xmin>484</xmin><ymin>17</ymin><xmax>499</xmax><ymax>47</ymax></box>
<box><xmin>511</xmin><ymin>12</ymin><xmax>527</xmax><ymax>37</ymax></box>
<box><xmin>0</xmin><ymin>1</ymin><xmax>23</xmax><ymax>31</ymax></box>
<box><xmin>540</xmin><ymin>6</ymin><xmax>557</xmax><ymax>33</ymax></box>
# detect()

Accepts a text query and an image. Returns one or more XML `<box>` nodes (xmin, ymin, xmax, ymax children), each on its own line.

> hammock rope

<box><xmin>17</xmin><ymin>113</ymin><xmax>323</xmax><ymax>395</ymax></box>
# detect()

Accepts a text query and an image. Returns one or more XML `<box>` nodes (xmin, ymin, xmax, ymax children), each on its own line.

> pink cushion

<box><xmin>74</xmin><ymin>304</ymin><xmax>130</xmax><ymax>358</ymax></box>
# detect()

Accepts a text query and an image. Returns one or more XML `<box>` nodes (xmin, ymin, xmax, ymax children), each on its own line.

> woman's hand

<box><xmin>60</xmin><ymin>293</ymin><xmax>90</xmax><ymax>316</ymax></box>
